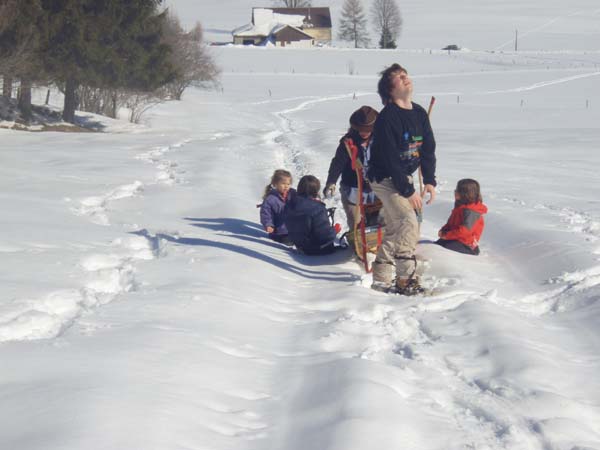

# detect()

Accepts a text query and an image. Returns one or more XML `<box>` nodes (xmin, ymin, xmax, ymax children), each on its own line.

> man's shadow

<box><xmin>131</xmin><ymin>218</ymin><xmax>356</xmax><ymax>283</ymax></box>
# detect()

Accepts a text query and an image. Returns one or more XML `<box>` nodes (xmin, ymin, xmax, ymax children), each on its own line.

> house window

<box><xmin>243</xmin><ymin>39</ymin><xmax>255</xmax><ymax>45</ymax></box>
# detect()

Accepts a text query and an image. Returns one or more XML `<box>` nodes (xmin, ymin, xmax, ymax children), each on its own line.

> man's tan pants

<box><xmin>370</xmin><ymin>178</ymin><xmax>419</xmax><ymax>284</ymax></box>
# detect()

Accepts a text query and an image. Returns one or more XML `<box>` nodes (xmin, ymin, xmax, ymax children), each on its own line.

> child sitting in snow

<box><xmin>260</xmin><ymin>169</ymin><xmax>295</xmax><ymax>245</ymax></box>
<box><xmin>284</xmin><ymin>175</ymin><xmax>342</xmax><ymax>255</ymax></box>
<box><xmin>437</xmin><ymin>178</ymin><xmax>487</xmax><ymax>255</ymax></box>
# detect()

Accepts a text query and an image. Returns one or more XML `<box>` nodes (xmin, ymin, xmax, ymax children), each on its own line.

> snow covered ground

<box><xmin>2</xmin><ymin>2</ymin><xmax>600</xmax><ymax>449</ymax></box>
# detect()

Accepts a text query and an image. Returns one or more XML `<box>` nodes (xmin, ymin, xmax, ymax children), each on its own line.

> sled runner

<box><xmin>342</xmin><ymin>138</ymin><xmax>383</xmax><ymax>273</ymax></box>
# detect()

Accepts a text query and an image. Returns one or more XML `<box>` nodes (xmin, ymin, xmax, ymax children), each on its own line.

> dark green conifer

<box><xmin>0</xmin><ymin>0</ymin><xmax>46</xmax><ymax>120</ymax></box>
<box><xmin>40</xmin><ymin>0</ymin><xmax>176</xmax><ymax>123</ymax></box>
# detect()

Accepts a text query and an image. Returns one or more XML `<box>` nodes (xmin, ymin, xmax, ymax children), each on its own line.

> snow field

<box><xmin>2</xmin><ymin>30</ymin><xmax>600</xmax><ymax>450</ymax></box>
<box><xmin>209</xmin><ymin>49</ymin><xmax>600</xmax><ymax>448</ymax></box>
<box><xmin>0</xmin><ymin>135</ymin><xmax>197</xmax><ymax>343</ymax></box>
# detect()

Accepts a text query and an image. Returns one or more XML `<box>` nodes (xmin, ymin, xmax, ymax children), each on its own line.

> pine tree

<box><xmin>0</xmin><ymin>0</ymin><xmax>46</xmax><ymax>119</ymax></box>
<box><xmin>338</xmin><ymin>0</ymin><xmax>369</xmax><ymax>48</ymax></box>
<box><xmin>39</xmin><ymin>0</ymin><xmax>177</xmax><ymax>123</ymax></box>
<box><xmin>378</xmin><ymin>27</ymin><xmax>396</xmax><ymax>49</ymax></box>
<box><xmin>371</xmin><ymin>0</ymin><xmax>402</xmax><ymax>49</ymax></box>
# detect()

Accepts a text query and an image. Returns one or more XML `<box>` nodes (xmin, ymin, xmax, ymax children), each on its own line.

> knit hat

<box><xmin>350</xmin><ymin>106</ymin><xmax>378</xmax><ymax>133</ymax></box>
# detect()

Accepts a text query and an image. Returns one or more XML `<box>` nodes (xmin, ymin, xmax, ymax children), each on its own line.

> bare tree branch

<box><xmin>162</xmin><ymin>16</ymin><xmax>220</xmax><ymax>100</ymax></box>
<box><xmin>371</xmin><ymin>0</ymin><xmax>402</xmax><ymax>48</ymax></box>
<box><xmin>276</xmin><ymin>0</ymin><xmax>312</xmax><ymax>7</ymax></box>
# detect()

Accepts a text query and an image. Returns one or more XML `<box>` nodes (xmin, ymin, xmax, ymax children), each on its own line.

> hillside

<box><xmin>1</xmin><ymin>1</ymin><xmax>600</xmax><ymax>449</ymax></box>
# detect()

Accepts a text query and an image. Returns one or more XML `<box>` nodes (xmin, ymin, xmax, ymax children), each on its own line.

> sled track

<box><xmin>269</xmin><ymin>94</ymin><xmax>355</xmax><ymax>177</ymax></box>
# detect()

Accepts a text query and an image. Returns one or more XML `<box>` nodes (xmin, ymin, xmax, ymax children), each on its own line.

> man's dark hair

<box><xmin>377</xmin><ymin>63</ymin><xmax>407</xmax><ymax>105</ymax></box>
<box><xmin>297</xmin><ymin>175</ymin><xmax>321</xmax><ymax>198</ymax></box>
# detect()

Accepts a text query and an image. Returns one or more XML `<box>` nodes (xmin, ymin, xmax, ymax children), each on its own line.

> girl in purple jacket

<box><xmin>260</xmin><ymin>169</ymin><xmax>295</xmax><ymax>245</ymax></box>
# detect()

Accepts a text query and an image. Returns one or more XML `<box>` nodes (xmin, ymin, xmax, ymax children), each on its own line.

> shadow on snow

<box><xmin>130</xmin><ymin>217</ymin><xmax>357</xmax><ymax>283</ymax></box>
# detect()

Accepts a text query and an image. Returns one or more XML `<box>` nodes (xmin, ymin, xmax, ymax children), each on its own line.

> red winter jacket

<box><xmin>439</xmin><ymin>202</ymin><xmax>487</xmax><ymax>249</ymax></box>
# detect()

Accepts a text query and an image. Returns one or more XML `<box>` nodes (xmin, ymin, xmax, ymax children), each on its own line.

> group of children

<box><xmin>260</xmin><ymin>168</ymin><xmax>487</xmax><ymax>257</ymax></box>
<box><xmin>258</xmin><ymin>106</ymin><xmax>486</xmax><ymax>258</ymax></box>
<box><xmin>259</xmin><ymin>170</ymin><xmax>341</xmax><ymax>255</ymax></box>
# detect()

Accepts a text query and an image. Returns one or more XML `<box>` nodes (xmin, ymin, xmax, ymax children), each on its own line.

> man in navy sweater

<box><xmin>367</xmin><ymin>63</ymin><xmax>437</xmax><ymax>295</ymax></box>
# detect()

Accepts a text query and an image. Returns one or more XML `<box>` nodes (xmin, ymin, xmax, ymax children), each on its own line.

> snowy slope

<box><xmin>2</xmin><ymin>2</ymin><xmax>600</xmax><ymax>450</ymax></box>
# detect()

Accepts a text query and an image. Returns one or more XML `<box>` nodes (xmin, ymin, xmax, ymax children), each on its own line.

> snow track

<box><xmin>247</xmin><ymin>81</ymin><xmax>600</xmax><ymax>449</ymax></box>
<box><xmin>73</xmin><ymin>181</ymin><xmax>144</xmax><ymax>225</ymax></box>
<box><xmin>0</xmin><ymin>234</ymin><xmax>154</xmax><ymax>342</ymax></box>
<box><xmin>483</xmin><ymin>70</ymin><xmax>600</xmax><ymax>94</ymax></box>
<box><xmin>494</xmin><ymin>9</ymin><xmax>586</xmax><ymax>51</ymax></box>
<box><xmin>135</xmin><ymin>140</ymin><xmax>190</xmax><ymax>185</ymax></box>
<box><xmin>265</xmin><ymin>93</ymin><xmax>356</xmax><ymax>178</ymax></box>
<box><xmin>0</xmin><ymin>139</ymin><xmax>191</xmax><ymax>342</ymax></box>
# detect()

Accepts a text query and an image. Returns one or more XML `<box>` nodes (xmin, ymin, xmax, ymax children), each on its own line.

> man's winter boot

<box><xmin>371</xmin><ymin>281</ymin><xmax>394</xmax><ymax>293</ymax></box>
<box><xmin>395</xmin><ymin>278</ymin><xmax>426</xmax><ymax>296</ymax></box>
<box><xmin>371</xmin><ymin>260</ymin><xmax>395</xmax><ymax>293</ymax></box>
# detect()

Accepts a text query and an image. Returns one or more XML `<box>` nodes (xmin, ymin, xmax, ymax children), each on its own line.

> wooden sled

<box><xmin>344</xmin><ymin>138</ymin><xmax>384</xmax><ymax>273</ymax></box>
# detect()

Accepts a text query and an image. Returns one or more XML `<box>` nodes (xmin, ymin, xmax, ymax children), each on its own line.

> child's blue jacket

<box><xmin>284</xmin><ymin>194</ymin><xmax>336</xmax><ymax>254</ymax></box>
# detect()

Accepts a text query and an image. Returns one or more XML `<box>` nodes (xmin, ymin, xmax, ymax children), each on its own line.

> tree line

<box><xmin>0</xmin><ymin>0</ymin><xmax>218</xmax><ymax>124</ymax></box>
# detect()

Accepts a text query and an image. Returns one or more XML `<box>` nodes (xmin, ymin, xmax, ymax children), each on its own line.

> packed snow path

<box><xmin>2</xmin><ymin>48</ymin><xmax>600</xmax><ymax>450</ymax></box>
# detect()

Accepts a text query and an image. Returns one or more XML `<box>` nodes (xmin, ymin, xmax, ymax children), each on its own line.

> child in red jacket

<box><xmin>437</xmin><ymin>179</ymin><xmax>487</xmax><ymax>255</ymax></box>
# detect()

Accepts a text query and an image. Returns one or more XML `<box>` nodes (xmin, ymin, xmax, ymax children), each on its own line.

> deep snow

<box><xmin>2</xmin><ymin>1</ymin><xmax>600</xmax><ymax>449</ymax></box>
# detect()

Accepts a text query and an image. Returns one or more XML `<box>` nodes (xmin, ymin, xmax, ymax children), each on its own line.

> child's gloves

<box><xmin>323</xmin><ymin>184</ymin><xmax>336</xmax><ymax>198</ymax></box>
<box><xmin>334</xmin><ymin>223</ymin><xmax>342</xmax><ymax>234</ymax></box>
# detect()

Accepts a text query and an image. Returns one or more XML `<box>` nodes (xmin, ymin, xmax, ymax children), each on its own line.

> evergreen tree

<box><xmin>0</xmin><ymin>0</ymin><xmax>20</xmax><ymax>78</ymax></box>
<box><xmin>370</xmin><ymin>0</ymin><xmax>402</xmax><ymax>49</ymax></box>
<box><xmin>338</xmin><ymin>0</ymin><xmax>369</xmax><ymax>48</ymax></box>
<box><xmin>378</xmin><ymin>27</ymin><xmax>396</xmax><ymax>49</ymax></box>
<box><xmin>0</xmin><ymin>0</ymin><xmax>46</xmax><ymax>119</ymax></box>
<box><xmin>39</xmin><ymin>0</ymin><xmax>177</xmax><ymax>123</ymax></box>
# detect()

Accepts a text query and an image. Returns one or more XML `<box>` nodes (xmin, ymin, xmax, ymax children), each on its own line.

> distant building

<box><xmin>232</xmin><ymin>7</ymin><xmax>332</xmax><ymax>47</ymax></box>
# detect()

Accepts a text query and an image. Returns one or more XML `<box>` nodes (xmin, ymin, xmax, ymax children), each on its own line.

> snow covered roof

<box><xmin>254</xmin><ymin>8</ymin><xmax>305</xmax><ymax>28</ymax></box>
<box><xmin>254</xmin><ymin>7</ymin><xmax>332</xmax><ymax>28</ymax></box>
<box><xmin>232</xmin><ymin>22</ymin><xmax>262</xmax><ymax>37</ymax></box>
<box><xmin>233</xmin><ymin>22</ymin><xmax>313</xmax><ymax>41</ymax></box>
<box><xmin>233</xmin><ymin>8</ymin><xmax>319</xmax><ymax>38</ymax></box>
